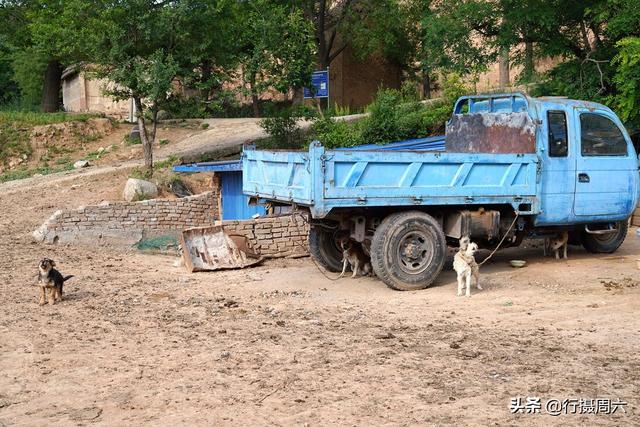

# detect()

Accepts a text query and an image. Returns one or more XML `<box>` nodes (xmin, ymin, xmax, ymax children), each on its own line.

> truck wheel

<box><xmin>371</xmin><ymin>211</ymin><xmax>446</xmax><ymax>291</ymax></box>
<box><xmin>581</xmin><ymin>220</ymin><xmax>628</xmax><ymax>253</ymax></box>
<box><xmin>309</xmin><ymin>226</ymin><xmax>344</xmax><ymax>272</ymax></box>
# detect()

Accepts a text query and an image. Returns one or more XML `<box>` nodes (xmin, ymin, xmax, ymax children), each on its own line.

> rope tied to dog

<box><xmin>477</xmin><ymin>212</ymin><xmax>520</xmax><ymax>267</ymax></box>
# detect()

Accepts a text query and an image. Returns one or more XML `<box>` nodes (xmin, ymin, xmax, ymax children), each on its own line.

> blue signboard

<box><xmin>304</xmin><ymin>70</ymin><xmax>329</xmax><ymax>99</ymax></box>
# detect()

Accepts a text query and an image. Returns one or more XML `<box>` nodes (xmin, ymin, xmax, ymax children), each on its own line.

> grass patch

<box><xmin>55</xmin><ymin>156</ymin><xmax>72</xmax><ymax>165</ymax></box>
<box><xmin>0</xmin><ymin>120</ymin><xmax>32</xmax><ymax>164</ymax></box>
<box><xmin>129</xmin><ymin>156</ymin><xmax>178</xmax><ymax>181</ymax></box>
<box><xmin>154</xmin><ymin>155</ymin><xmax>179</xmax><ymax>171</ymax></box>
<box><xmin>0</xmin><ymin>163</ymin><xmax>75</xmax><ymax>183</ymax></box>
<box><xmin>326</xmin><ymin>103</ymin><xmax>363</xmax><ymax>117</ymax></box>
<box><xmin>124</xmin><ymin>135</ymin><xmax>141</xmax><ymax>145</ymax></box>
<box><xmin>0</xmin><ymin>110</ymin><xmax>100</xmax><ymax>126</ymax></box>
<box><xmin>129</xmin><ymin>167</ymin><xmax>153</xmax><ymax>180</ymax></box>
<box><xmin>82</xmin><ymin>148</ymin><xmax>109</xmax><ymax>161</ymax></box>
<box><xmin>0</xmin><ymin>110</ymin><xmax>103</xmax><ymax>171</ymax></box>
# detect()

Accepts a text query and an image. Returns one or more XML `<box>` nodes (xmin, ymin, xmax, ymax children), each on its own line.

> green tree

<box><xmin>0</xmin><ymin>35</ymin><xmax>20</xmax><ymax>104</ymax></box>
<box><xmin>612</xmin><ymin>37</ymin><xmax>640</xmax><ymax>123</ymax></box>
<box><xmin>53</xmin><ymin>0</ymin><xmax>237</xmax><ymax>172</ymax></box>
<box><xmin>84</xmin><ymin>0</ymin><xmax>186</xmax><ymax>172</ymax></box>
<box><xmin>0</xmin><ymin>0</ymin><xmax>45</xmax><ymax>108</ymax></box>
<box><xmin>171</xmin><ymin>0</ymin><xmax>240</xmax><ymax>104</ymax></box>
<box><xmin>238</xmin><ymin>1</ymin><xmax>315</xmax><ymax>116</ymax></box>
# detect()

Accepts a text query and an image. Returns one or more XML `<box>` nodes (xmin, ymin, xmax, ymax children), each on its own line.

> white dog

<box><xmin>454</xmin><ymin>238</ymin><xmax>481</xmax><ymax>297</ymax></box>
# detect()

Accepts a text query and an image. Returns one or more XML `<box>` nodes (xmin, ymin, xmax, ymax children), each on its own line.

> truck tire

<box><xmin>581</xmin><ymin>220</ymin><xmax>628</xmax><ymax>253</ymax></box>
<box><xmin>309</xmin><ymin>226</ymin><xmax>344</xmax><ymax>272</ymax></box>
<box><xmin>371</xmin><ymin>211</ymin><xmax>447</xmax><ymax>291</ymax></box>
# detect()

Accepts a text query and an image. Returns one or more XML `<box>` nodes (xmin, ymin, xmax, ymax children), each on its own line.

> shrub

<box><xmin>360</xmin><ymin>88</ymin><xmax>442</xmax><ymax>145</ymax></box>
<box><xmin>258</xmin><ymin>106</ymin><xmax>316</xmax><ymax>149</ymax></box>
<box><xmin>130</xmin><ymin>166</ymin><xmax>153</xmax><ymax>180</ymax></box>
<box><xmin>124</xmin><ymin>135</ymin><xmax>141</xmax><ymax>146</ymax></box>
<box><xmin>360</xmin><ymin>74</ymin><xmax>468</xmax><ymax>145</ymax></box>
<box><xmin>360</xmin><ymin>88</ymin><xmax>403</xmax><ymax>144</ymax></box>
<box><xmin>310</xmin><ymin>117</ymin><xmax>364</xmax><ymax>149</ymax></box>
<box><xmin>531</xmin><ymin>59</ymin><xmax>612</xmax><ymax>106</ymax></box>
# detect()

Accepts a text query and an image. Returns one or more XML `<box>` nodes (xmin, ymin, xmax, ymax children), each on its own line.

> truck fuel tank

<box><xmin>443</xmin><ymin>209</ymin><xmax>501</xmax><ymax>240</ymax></box>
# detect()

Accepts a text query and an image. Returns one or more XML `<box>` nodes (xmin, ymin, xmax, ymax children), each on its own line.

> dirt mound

<box><xmin>29</xmin><ymin>118</ymin><xmax>114</xmax><ymax>162</ymax></box>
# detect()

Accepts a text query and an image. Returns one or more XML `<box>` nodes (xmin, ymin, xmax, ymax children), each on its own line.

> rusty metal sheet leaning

<box><xmin>180</xmin><ymin>225</ymin><xmax>263</xmax><ymax>272</ymax></box>
<box><xmin>445</xmin><ymin>112</ymin><xmax>537</xmax><ymax>153</ymax></box>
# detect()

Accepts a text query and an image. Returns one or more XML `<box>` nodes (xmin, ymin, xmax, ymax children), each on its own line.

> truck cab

<box><xmin>534</xmin><ymin>98</ymin><xmax>639</xmax><ymax>225</ymax></box>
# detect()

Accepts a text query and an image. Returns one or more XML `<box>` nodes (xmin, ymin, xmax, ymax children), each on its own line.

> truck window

<box><xmin>580</xmin><ymin>113</ymin><xmax>627</xmax><ymax>156</ymax></box>
<box><xmin>547</xmin><ymin>111</ymin><xmax>568</xmax><ymax>157</ymax></box>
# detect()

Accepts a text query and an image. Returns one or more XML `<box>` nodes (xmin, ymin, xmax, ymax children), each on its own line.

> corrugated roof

<box><xmin>173</xmin><ymin>160</ymin><xmax>243</xmax><ymax>173</ymax></box>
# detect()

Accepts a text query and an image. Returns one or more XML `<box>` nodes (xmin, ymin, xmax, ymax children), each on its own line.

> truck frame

<box><xmin>243</xmin><ymin>93</ymin><xmax>639</xmax><ymax>290</ymax></box>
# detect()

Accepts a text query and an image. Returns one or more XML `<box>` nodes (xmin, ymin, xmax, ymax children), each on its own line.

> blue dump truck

<box><xmin>243</xmin><ymin>93</ymin><xmax>640</xmax><ymax>290</ymax></box>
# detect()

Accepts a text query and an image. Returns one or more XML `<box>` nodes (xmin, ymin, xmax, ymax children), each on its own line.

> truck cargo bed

<box><xmin>243</xmin><ymin>140</ymin><xmax>539</xmax><ymax>218</ymax></box>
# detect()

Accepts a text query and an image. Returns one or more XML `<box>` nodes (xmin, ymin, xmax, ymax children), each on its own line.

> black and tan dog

<box><xmin>337</xmin><ymin>237</ymin><xmax>372</xmax><ymax>278</ymax></box>
<box><xmin>37</xmin><ymin>258</ymin><xmax>73</xmax><ymax>305</ymax></box>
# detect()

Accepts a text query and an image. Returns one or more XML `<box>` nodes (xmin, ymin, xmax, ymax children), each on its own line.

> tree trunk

<box><xmin>250</xmin><ymin>93</ymin><xmax>259</xmax><ymax>118</ymax></box>
<box><xmin>523</xmin><ymin>42</ymin><xmax>534</xmax><ymax>82</ymax></box>
<box><xmin>248</xmin><ymin>73</ymin><xmax>260</xmax><ymax>117</ymax></box>
<box><xmin>580</xmin><ymin>21</ymin><xmax>595</xmax><ymax>53</ymax></box>
<box><xmin>41</xmin><ymin>60</ymin><xmax>62</xmax><ymax>113</ymax></box>
<box><xmin>291</xmin><ymin>87</ymin><xmax>304</xmax><ymax>105</ymax></box>
<box><xmin>200</xmin><ymin>60</ymin><xmax>212</xmax><ymax>99</ymax></box>
<box><xmin>134</xmin><ymin>96</ymin><xmax>153</xmax><ymax>173</ymax></box>
<box><xmin>422</xmin><ymin>70</ymin><xmax>431</xmax><ymax>99</ymax></box>
<box><xmin>317</xmin><ymin>0</ymin><xmax>328</xmax><ymax>68</ymax></box>
<box><xmin>499</xmin><ymin>47</ymin><xmax>510</xmax><ymax>88</ymax></box>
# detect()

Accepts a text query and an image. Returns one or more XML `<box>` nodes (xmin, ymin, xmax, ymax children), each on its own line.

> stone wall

<box><xmin>62</xmin><ymin>71</ymin><xmax>132</xmax><ymax>120</ymax></box>
<box><xmin>34</xmin><ymin>192</ymin><xmax>218</xmax><ymax>246</ymax></box>
<box><xmin>220</xmin><ymin>214</ymin><xmax>309</xmax><ymax>258</ymax></box>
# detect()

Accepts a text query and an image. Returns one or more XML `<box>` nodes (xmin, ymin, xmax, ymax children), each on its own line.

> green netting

<box><xmin>136</xmin><ymin>235</ymin><xmax>179</xmax><ymax>252</ymax></box>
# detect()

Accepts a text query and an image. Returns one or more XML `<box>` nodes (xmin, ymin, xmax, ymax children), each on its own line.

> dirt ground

<box><xmin>1</xmin><ymin>169</ymin><xmax>639</xmax><ymax>426</ymax></box>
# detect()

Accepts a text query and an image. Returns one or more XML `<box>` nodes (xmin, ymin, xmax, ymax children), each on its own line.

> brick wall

<box><xmin>220</xmin><ymin>214</ymin><xmax>309</xmax><ymax>258</ymax></box>
<box><xmin>34</xmin><ymin>192</ymin><xmax>218</xmax><ymax>246</ymax></box>
<box><xmin>33</xmin><ymin>179</ymin><xmax>311</xmax><ymax>259</ymax></box>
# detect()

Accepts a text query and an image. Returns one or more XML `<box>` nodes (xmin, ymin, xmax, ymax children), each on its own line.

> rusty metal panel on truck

<box><xmin>445</xmin><ymin>112</ymin><xmax>537</xmax><ymax>154</ymax></box>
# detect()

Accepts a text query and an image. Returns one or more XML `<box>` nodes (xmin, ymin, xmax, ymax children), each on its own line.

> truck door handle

<box><xmin>578</xmin><ymin>173</ymin><xmax>590</xmax><ymax>183</ymax></box>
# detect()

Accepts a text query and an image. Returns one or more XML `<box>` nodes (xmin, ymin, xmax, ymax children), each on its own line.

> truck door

<box><xmin>573</xmin><ymin>109</ymin><xmax>637</xmax><ymax>218</ymax></box>
<box><xmin>537</xmin><ymin>108</ymin><xmax>576</xmax><ymax>225</ymax></box>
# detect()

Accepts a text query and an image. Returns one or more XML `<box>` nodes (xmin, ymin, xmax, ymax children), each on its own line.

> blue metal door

<box><xmin>535</xmin><ymin>106</ymin><xmax>576</xmax><ymax>225</ymax></box>
<box><xmin>573</xmin><ymin>108</ymin><xmax>638</xmax><ymax>219</ymax></box>
<box><xmin>221</xmin><ymin>172</ymin><xmax>266</xmax><ymax>220</ymax></box>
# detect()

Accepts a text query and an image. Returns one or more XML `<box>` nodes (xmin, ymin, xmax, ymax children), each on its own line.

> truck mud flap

<box><xmin>180</xmin><ymin>226</ymin><xmax>263</xmax><ymax>272</ymax></box>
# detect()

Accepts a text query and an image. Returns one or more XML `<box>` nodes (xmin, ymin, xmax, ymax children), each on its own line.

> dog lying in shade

<box><xmin>454</xmin><ymin>236</ymin><xmax>481</xmax><ymax>297</ymax></box>
<box><xmin>37</xmin><ymin>258</ymin><xmax>73</xmax><ymax>305</ymax></box>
